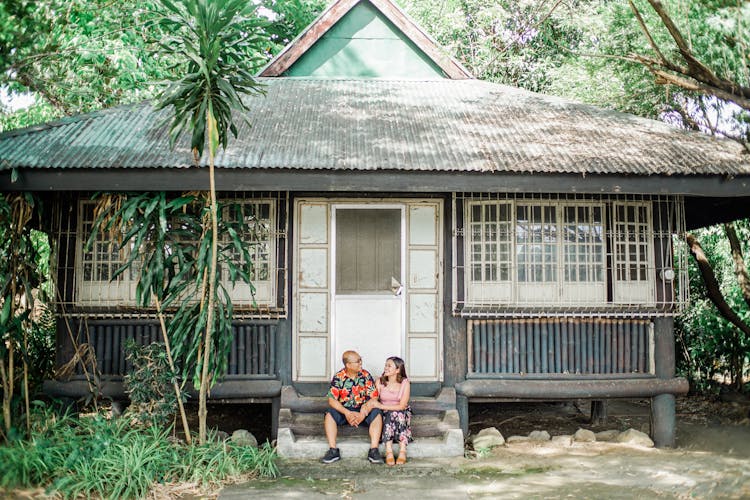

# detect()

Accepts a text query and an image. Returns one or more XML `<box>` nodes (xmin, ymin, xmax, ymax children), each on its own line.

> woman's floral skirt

<box><xmin>381</xmin><ymin>406</ymin><xmax>413</xmax><ymax>444</ymax></box>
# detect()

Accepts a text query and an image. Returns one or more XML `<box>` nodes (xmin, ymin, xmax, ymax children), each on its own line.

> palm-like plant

<box><xmin>153</xmin><ymin>0</ymin><xmax>266</xmax><ymax>444</ymax></box>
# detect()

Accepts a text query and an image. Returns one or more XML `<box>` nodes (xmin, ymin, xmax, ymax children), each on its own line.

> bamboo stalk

<box><xmin>152</xmin><ymin>293</ymin><xmax>192</xmax><ymax>444</ymax></box>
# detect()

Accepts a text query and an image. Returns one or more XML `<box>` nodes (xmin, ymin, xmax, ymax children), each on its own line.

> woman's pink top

<box><xmin>378</xmin><ymin>378</ymin><xmax>409</xmax><ymax>406</ymax></box>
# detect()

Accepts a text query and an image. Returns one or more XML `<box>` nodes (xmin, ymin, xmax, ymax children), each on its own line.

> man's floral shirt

<box><xmin>327</xmin><ymin>368</ymin><xmax>379</xmax><ymax>410</ymax></box>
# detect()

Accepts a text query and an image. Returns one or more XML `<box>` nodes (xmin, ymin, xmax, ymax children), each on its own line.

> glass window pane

<box><xmin>336</xmin><ymin>209</ymin><xmax>400</xmax><ymax>294</ymax></box>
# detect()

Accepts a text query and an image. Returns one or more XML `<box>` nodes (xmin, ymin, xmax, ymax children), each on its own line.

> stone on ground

<box><xmin>231</xmin><ymin>429</ymin><xmax>258</xmax><ymax>447</ymax></box>
<box><xmin>528</xmin><ymin>430</ymin><xmax>551</xmax><ymax>441</ymax></box>
<box><xmin>574</xmin><ymin>428</ymin><xmax>596</xmax><ymax>442</ymax></box>
<box><xmin>616</xmin><ymin>428</ymin><xmax>654</xmax><ymax>447</ymax></box>
<box><xmin>472</xmin><ymin>427</ymin><xmax>505</xmax><ymax>449</ymax></box>
<box><xmin>595</xmin><ymin>430</ymin><xmax>621</xmax><ymax>442</ymax></box>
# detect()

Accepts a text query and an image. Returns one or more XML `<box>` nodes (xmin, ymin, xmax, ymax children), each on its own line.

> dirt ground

<box><xmin>216</xmin><ymin>394</ymin><xmax>750</xmax><ymax>499</ymax></box>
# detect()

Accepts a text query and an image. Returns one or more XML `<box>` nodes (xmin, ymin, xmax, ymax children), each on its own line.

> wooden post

<box><xmin>651</xmin><ymin>317</ymin><xmax>676</xmax><ymax>447</ymax></box>
<box><xmin>457</xmin><ymin>393</ymin><xmax>469</xmax><ymax>436</ymax></box>
<box><xmin>590</xmin><ymin>400</ymin><xmax>608</xmax><ymax>426</ymax></box>
<box><xmin>271</xmin><ymin>395</ymin><xmax>281</xmax><ymax>440</ymax></box>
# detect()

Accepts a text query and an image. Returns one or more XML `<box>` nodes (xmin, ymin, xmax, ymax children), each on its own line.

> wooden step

<box><xmin>279</xmin><ymin>408</ymin><xmax>460</xmax><ymax>438</ymax></box>
<box><xmin>280</xmin><ymin>385</ymin><xmax>457</xmax><ymax>414</ymax></box>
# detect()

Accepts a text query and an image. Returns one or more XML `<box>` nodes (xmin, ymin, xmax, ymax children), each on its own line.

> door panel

<box><xmin>333</xmin><ymin>206</ymin><xmax>404</xmax><ymax>377</ymax></box>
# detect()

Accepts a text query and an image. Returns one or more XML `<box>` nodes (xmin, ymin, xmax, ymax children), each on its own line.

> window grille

<box><xmin>453</xmin><ymin>193</ymin><xmax>688</xmax><ymax>317</ymax></box>
<box><xmin>52</xmin><ymin>192</ymin><xmax>288</xmax><ymax>319</ymax></box>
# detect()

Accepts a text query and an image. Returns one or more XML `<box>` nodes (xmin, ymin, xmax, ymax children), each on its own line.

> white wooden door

<box><xmin>331</xmin><ymin>205</ymin><xmax>405</xmax><ymax>377</ymax></box>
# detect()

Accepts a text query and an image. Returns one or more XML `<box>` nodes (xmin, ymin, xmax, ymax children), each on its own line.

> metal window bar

<box><xmin>468</xmin><ymin>318</ymin><xmax>653</xmax><ymax>376</ymax></box>
<box><xmin>452</xmin><ymin>193</ymin><xmax>688</xmax><ymax>317</ymax></box>
<box><xmin>50</xmin><ymin>191</ymin><xmax>288</xmax><ymax>320</ymax></box>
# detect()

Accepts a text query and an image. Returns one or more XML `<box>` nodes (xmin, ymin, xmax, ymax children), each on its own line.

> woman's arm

<box><xmin>364</xmin><ymin>381</ymin><xmax>384</xmax><ymax>411</ymax></box>
<box><xmin>377</xmin><ymin>380</ymin><xmax>410</xmax><ymax>411</ymax></box>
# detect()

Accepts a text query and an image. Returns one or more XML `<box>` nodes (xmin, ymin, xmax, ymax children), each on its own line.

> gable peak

<box><xmin>258</xmin><ymin>0</ymin><xmax>472</xmax><ymax>79</ymax></box>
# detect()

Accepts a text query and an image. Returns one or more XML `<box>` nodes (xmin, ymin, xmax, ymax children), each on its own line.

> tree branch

<box><xmin>628</xmin><ymin>0</ymin><xmax>669</xmax><ymax>66</ymax></box>
<box><xmin>686</xmin><ymin>233</ymin><xmax>750</xmax><ymax>337</ymax></box>
<box><xmin>628</xmin><ymin>0</ymin><xmax>750</xmax><ymax>112</ymax></box>
<box><xmin>724</xmin><ymin>223</ymin><xmax>750</xmax><ymax>310</ymax></box>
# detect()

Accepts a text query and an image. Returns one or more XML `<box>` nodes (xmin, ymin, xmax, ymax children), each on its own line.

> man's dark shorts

<box><xmin>326</xmin><ymin>407</ymin><xmax>382</xmax><ymax>426</ymax></box>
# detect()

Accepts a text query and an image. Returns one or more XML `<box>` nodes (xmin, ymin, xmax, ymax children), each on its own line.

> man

<box><xmin>321</xmin><ymin>350</ymin><xmax>383</xmax><ymax>464</ymax></box>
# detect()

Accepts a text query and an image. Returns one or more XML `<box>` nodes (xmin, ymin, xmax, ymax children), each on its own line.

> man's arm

<box><xmin>328</xmin><ymin>395</ymin><xmax>360</xmax><ymax>426</ymax></box>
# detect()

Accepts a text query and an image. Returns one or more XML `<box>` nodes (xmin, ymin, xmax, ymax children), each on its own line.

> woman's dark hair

<box><xmin>380</xmin><ymin>356</ymin><xmax>407</xmax><ymax>386</ymax></box>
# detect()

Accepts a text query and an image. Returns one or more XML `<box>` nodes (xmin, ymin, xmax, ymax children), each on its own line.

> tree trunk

<box><xmin>153</xmin><ymin>293</ymin><xmax>192</xmax><ymax>444</ymax></box>
<box><xmin>198</xmin><ymin>151</ymin><xmax>219</xmax><ymax>445</ymax></box>
<box><xmin>2</xmin><ymin>344</ymin><xmax>13</xmax><ymax>435</ymax></box>
<box><xmin>685</xmin><ymin>233</ymin><xmax>750</xmax><ymax>337</ymax></box>
<box><xmin>724</xmin><ymin>223</ymin><xmax>750</xmax><ymax>310</ymax></box>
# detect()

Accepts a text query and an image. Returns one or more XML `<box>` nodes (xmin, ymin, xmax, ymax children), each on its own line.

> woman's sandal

<box><xmin>385</xmin><ymin>450</ymin><xmax>395</xmax><ymax>466</ymax></box>
<box><xmin>396</xmin><ymin>449</ymin><xmax>407</xmax><ymax>465</ymax></box>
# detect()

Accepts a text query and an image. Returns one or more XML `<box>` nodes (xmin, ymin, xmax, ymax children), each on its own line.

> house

<box><xmin>2</xmin><ymin>0</ymin><xmax>749</xmax><ymax>456</ymax></box>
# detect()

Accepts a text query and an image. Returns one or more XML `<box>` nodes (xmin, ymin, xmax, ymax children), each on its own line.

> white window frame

<box><xmin>76</xmin><ymin>200</ymin><xmax>138</xmax><ymax>306</ymax></box>
<box><xmin>466</xmin><ymin>200</ymin><xmax>514</xmax><ymax>304</ymax></box>
<box><xmin>612</xmin><ymin>201</ymin><xmax>655</xmax><ymax>304</ymax></box>
<box><xmin>76</xmin><ymin>198</ymin><xmax>278</xmax><ymax>308</ymax></box>
<box><xmin>221</xmin><ymin>199</ymin><xmax>276</xmax><ymax>307</ymax></box>
<box><xmin>515</xmin><ymin>202</ymin><xmax>559</xmax><ymax>304</ymax></box>
<box><xmin>465</xmin><ymin>199</ymin><xmax>648</xmax><ymax>307</ymax></box>
<box><xmin>559</xmin><ymin>202</ymin><xmax>606</xmax><ymax>304</ymax></box>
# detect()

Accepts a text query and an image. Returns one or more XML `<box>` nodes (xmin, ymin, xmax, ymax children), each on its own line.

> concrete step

<box><xmin>279</xmin><ymin>408</ymin><xmax>460</xmax><ymax>438</ymax></box>
<box><xmin>276</xmin><ymin>428</ymin><xmax>465</xmax><ymax>459</ymax></box>
<box><xmin>276</xmin><ymin>385</ymin><xmax>464</xmax><ymax>458</ymax></box>
<box><xmin>280</xmin><ymin>385</ymin><xmax>457</xmax><ymax>414</ymax></box>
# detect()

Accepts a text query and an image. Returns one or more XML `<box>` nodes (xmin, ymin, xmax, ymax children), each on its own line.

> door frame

<box><xmin>330</xmin><ymin>202</ymin><xmax>407</xmax><ymax>376</ymax></box>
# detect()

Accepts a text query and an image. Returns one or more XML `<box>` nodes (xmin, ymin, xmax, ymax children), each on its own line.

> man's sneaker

<box><xmin>321</xmin><ymin>447</ymin><xmax>340</xmax><ymax>464</ymax></box>
<box><xmin>367</xmin><ymin>447</ymin><xmax>383</xmax><ymax>464</ymax></box>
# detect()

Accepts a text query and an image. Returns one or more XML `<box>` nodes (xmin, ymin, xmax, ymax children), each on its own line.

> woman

<box><xmin>373</xmin><ymin>356</ymin><xmax>412</xmax><ymax>465</ymax></box>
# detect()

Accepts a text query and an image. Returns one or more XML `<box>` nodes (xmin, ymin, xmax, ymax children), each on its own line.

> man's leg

<box><xmin>368</xmin><ymin>413</ymin><xmax>383</xmax><ymax>449</ymax></box>
<box><xmin>324</xmin><ymin>412</ymin><xmax>338</xmax><ymax>448</ymax></box>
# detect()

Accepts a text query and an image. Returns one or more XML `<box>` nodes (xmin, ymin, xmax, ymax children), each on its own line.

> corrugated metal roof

<box><xmin>1</xmin><ymin>78</ymin><xmax>748</xmax><ymax>176</ymax></box>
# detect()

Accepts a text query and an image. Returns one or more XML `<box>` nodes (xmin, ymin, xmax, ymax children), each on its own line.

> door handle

<box><xmin>390</xmin><ymin>277</ymin><xmax>403</xmax><ymax>296</ymax></box>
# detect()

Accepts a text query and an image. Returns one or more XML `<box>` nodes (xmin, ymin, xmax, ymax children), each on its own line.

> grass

<box><xmin>0</xmin><ymin>406</ymin><xmax>278</xmax><ymax>499</ymax></box>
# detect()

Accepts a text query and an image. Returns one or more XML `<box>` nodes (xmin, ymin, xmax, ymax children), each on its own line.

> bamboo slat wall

<box><xmin>73</xmin><ymin>321</ymin><xmax>277</xmax><ymax>377</ymax></box>
<box><xmin>469</xmin><ymin>318</ymin><xmax>652</xmax><ymax>375</ymax></box>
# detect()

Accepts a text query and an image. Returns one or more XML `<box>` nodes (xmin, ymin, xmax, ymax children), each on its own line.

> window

<box><xmin>464</xmin><ymin>198</ymin><xmax>649</xmax><ymax>307</ymax></box>
<box><xmin>76</xmin><ymin>201</ymin><xmax>137</xmax><ymax>305</ymax></box>
<box><xmin>516</xmin><ymin>203</ymin><xmax>558</xmax><ymax>302</ymax></box>
<box><xmin>76</xmin><ymin>198</ymin><xmax>278</xmax><ymax>308</ymax></box>
<box><xmin>467</xmin><ymin>202</ymin><xmax>513</xmax><ymax>302</ymax></box>
<box><xmin>561</xmin><ymin>204</ymin><xmax>605</xmax><ymax>303</ymax></box>
<box><xmin>222</xmin><ymin>200</ymin><xmax>276</xmax><ymax>305</ymax></box>
<box><xmin>612</xmin><ymin>202</ymin><xmax>654</xmax><ymax>303</ymax></box>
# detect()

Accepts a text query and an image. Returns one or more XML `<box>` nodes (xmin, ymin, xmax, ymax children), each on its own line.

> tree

<box><xmin>680</xmin><ymin>222</ymin><xmax>750</xmax><ymax>391</ymax></box>
<box><xmin>627</xmin><ymin>0</ymin><xmax>750</xmax><ymax>113</ymax></box>
<box><xmin>0</xmin><ymin>0</ymin><xmax>327</xmax><ymax>132</ymax></box>
<box><xmin>152</xmin><ymin>0</ymin><xmax>266</xmax><ymax>444</ymax></box>
<box><xmin>0</xmin><ymin>0</ymin><xmax>178</xmax><ymax>117</ymax></box>
<box><xmin>0</xmin><ymin>193</ymin><xmax>42</xmax><ymax>440</ymax></box>
<box><xmin>89</xmin><ymin>193</ymin><xmax>196</xmax><ymax>442</ymax></box>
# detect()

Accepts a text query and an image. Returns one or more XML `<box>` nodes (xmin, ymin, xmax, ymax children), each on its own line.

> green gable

<box><xmin>285</xmin><ymin>1</ymin><xmax>444</xmax><ymax>78</ymax></box>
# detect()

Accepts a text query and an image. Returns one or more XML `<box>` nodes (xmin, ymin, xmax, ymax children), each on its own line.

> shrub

<box><xmin>0</xmin><ymin>405</ymin><xmax>278</xmax><ymax>499</ymax></box>
<box><xmin>124</xmin><ymin>340</ymin><xmax>185</xmax><ymax>428</ymax></box>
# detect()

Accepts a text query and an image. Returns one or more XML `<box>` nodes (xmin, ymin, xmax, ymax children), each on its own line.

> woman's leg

<box><xmin>385</xmin><ymin>440</ymin><xmax>395</xmax><ymax>466</ymax></box>
<box><xmin>396</xmin><ymin>437</ymin><xmax>407</xmax><ymax>464</ymax></box>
